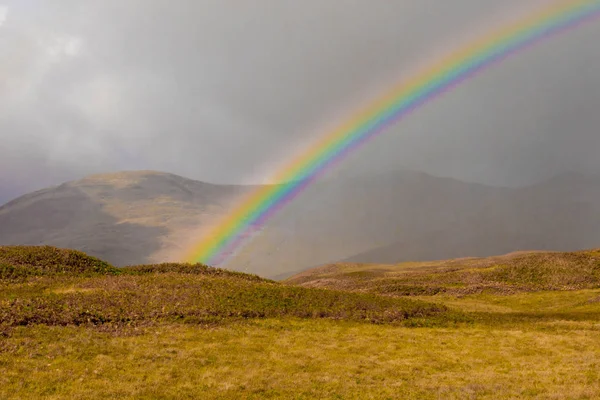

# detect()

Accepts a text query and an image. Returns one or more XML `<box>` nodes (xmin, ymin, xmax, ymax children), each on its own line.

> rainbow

<box><xmin>187</xmin><ymin>0</ymin><xmax>600</xmax><ymax>266</ymax></box>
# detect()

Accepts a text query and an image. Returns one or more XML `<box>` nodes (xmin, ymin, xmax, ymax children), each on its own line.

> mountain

<box><xmin>1</xmin><ymin>170</ymin><xmax>599</xmax><ymax>278</ymax></box>
<box><xmin>341</xmin><ymin>172</ymin><xmax>600</xmax><ymax>264</ymax></box>
<box><xmin>0</xmin><ymin>171</ymin><xmax>254</xmax><ymax>266</ymax></box>
<box><xmin>225</xmin><ymin>171</ymin><xmax>600</xmax><ymax>276</ymax></box>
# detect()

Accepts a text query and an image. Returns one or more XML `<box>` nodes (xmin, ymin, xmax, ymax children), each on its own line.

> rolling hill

<box><xmin>0</xmin><ymin>245</ymin><xmax>448</xmax><ymax>329</ymax></box>
<box><xmin>1</xmin><ymin>170</ymin><xmax>600</xmax><ymax>278</ymax></box>
<box><xmin>285</xmin><ymin>248</ymin><xmax>600</xmax><ymax>296</ymax></box>
<box><xmin>2</xmin><ymin>245</ymin><xmax>600</xmax><ymax>398</ymax></box>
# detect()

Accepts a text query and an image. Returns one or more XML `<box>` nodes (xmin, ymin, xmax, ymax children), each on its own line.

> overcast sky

<box><xmin>1</xmin><ymin>0</ymin><xmax>599</xmax><ymax>204</ymax></box>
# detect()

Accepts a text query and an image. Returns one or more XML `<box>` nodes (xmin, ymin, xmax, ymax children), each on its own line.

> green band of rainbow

<box><xmin>187</xmin><ymin>0</ymin><xmax>600</xmax><ymax>266</ymax></box>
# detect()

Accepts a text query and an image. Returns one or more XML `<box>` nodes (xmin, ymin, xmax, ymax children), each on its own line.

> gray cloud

<box><xmin>1</xmin><ymin>0</ymin><xmax>599</xmax><ymax>203</ymax></box>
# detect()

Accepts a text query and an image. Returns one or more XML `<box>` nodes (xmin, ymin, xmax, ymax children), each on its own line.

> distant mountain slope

<box><xmin>341</xmin><ymin>173</ymin><xmax>600</xmax><ymax>265</ymax></box>
<box><xmin>1</xmin><ymin>170</ymin><xmax>599</xmax><ymax>278</ymax></box>
<box><xmin>0</xmin><ymin>171</ymin><xmax>254</xmax><ymax>266</ymax></box>
<box><xmin>223</xmin><ymin>171</ymin><xmax>508</xmax><ymax>275</ymax></box>
<box><xmin>222</xmin><ymin>171</ymin><xmax>600</xmax><ymax>277</ymax></box>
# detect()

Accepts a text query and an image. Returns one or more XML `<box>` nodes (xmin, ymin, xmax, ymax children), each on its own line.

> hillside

<box><xmin>286</xmin><ymin>248</ymin><xmax>600</xmax><ymax>295</ymax></box>
<box><xmin>1</xmin><ymin>170</ymin><xmax>600</xmax><ymax>278</ymax></box>
<box><xmin>343</xmin><ymin>173</ymin><xmax>600</xmax><ymax>264</ymax></box>
<box><xmin>0</xmin><ymin>246</ymin><xmax>448</xmax><ymax>330</ymax></box>
<box><xmin>0</xmin><ymin>171</ymin><xmax>254</xmax><ymax>267</ymax></box>
<box><xmin>2</xmin><ymin>246</ymin><xmax>600</xmax><ymax>399</ymax></box>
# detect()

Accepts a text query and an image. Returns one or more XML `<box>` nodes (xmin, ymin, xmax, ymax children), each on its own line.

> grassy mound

<box><xmin>1</xmin><ymin>277</ymin><xmax>449</xmax><ymax>329</ymax></box>
<box><xmin>122</xmin><ymin>262</ymin><xmax>268</xmax><ymax>282</ymax></box>
<box><xmin>0</xmin><ymin>247</ymin><xmax>451</xmax><ymax>330</ymax></box>
<box><xmin>287</xmin><ymin>249</ymin><xmax>600</xmax><ymax>296</ymax></box>
<box><xmin>0</xmin><ymin>246</ymin><xmax>120</xmax><ymax>280</ymax></box>
<box><xmin>0</xmin><ymin>246</ymin><xmax>267</xmax><ymax>283</ymax></box>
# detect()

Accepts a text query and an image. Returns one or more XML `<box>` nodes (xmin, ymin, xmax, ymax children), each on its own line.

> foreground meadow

<box><xmin>2</xmin><ymin>314</ymin><xmax>600</xmax><ymax>399</ymax></box>
<box><xmin>1</xmin><ymin>246</ymin><xmax>600</xmax><ymax>399</ymax></box>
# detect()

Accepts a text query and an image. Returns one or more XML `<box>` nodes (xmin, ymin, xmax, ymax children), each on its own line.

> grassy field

<box><xmin>1</xmin><ymin>246</ymin><xmax>600</xmax><ymax>399</ymax></box>
<box><xmin>286</xmin><ymin>249</ymin><xmax>600</xmax><ymax>295</ymax></box>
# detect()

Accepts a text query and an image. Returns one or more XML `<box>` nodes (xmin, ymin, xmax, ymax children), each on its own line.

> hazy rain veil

<box><xmin>0</xmin><ymin>0</ymin><xmax>599</xmax><ymax>207</ymax></box>
<box><xmin>185</xmin><ymin>0</ymin><xmax>600</xmax><ymax>266</ymax></box>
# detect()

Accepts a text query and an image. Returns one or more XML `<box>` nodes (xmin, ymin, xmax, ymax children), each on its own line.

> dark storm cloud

<box><xmin>1</xmin><ymin>0</ymin><xmax>599</xmax><ymax>200</ymax></box>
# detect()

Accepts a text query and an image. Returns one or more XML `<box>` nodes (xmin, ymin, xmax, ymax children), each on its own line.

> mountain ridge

<box><xmin>1</xmin><ymin>169</ymin><xmax>600</xmax><ymax>278</ymax></box>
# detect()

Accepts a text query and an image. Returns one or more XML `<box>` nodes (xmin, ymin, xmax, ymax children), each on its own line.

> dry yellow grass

<box><xmin>2</xmin><ymin>246</ymin><xmax>600</xmax><ymax>399</ymax></box>
<box><xmin>287</xmin><ymin>249</ymin><xmax>600</xmax><ymax>296</ymax></box>
<box><xmin>1</xmin><ymin>318</ymin><xmax>600</xmax><ymax>399</ymax></box>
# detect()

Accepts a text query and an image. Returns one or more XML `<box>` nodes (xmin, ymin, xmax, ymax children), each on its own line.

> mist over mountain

<box><xmin>1</xmin><ymin>170</ymin><xmax>599</xmax><ymax>278</ymax></box>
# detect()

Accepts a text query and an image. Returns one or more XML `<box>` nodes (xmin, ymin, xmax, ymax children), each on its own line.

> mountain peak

<box><xmin>71</xmin><ymin>170</ymin><xmax>183</xmax><ymax>187</ymax></box>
